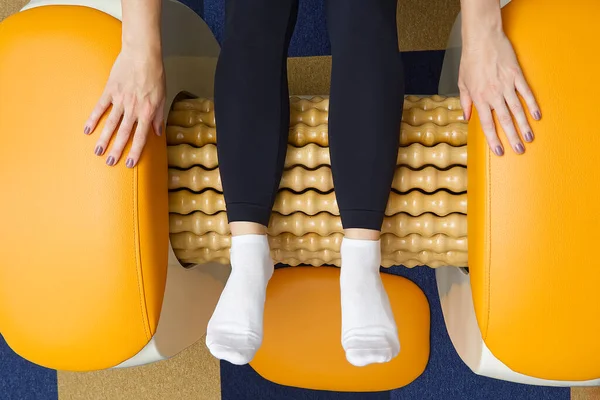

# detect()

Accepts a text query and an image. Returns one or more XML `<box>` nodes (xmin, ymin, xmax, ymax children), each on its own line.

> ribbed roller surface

<box><xmin>167</xmin><ymin>96</ymin><xmax>467</xmax><ymax>267</ymax></box>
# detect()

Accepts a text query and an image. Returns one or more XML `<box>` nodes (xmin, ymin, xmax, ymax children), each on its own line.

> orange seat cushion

<box><xmin>0</xmin><ymin>6</ymin><xmax>168</xmax><ymax>371</ymax></box>
<box><xmin>250</xmin><ymin>267</ymin><xmax>430</xmax><ymax>392</ymax></box>
<box><xmin>468</xmin><ymin>0</ymin><xmax>600</xmax><ymax>381</ymax></box>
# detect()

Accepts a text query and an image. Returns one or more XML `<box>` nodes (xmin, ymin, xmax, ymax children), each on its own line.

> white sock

<box><xmin>206</xmin><ymin>234</ymin><xmax>274</xmax><ymax>365</ymax></box>
<box><xmin>340</xmin><ymin>237</ymin><xmax>400</xmax><ymax>367</ymax></box>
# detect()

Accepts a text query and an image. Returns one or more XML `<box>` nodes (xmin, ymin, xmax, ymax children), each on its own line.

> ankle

<box><xmin>230</xmin><ymin>222</ymin><xmax>268</xmax><ymax>236</ymax></box>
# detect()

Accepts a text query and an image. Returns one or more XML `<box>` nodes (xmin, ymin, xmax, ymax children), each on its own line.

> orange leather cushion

<box><xmin>0</xmin><ymin>6</ymin><xmax>168</xmax><ymax>371</ymax></box>
<box><xmin>250</xmin><ymin>267</ymin><xmax>429</xmax><ymax>391</ymax></box>
<box><xmin>468</xmin><ymin>0</ymin><xmax>600</xmax><ymax>381</ymax></box>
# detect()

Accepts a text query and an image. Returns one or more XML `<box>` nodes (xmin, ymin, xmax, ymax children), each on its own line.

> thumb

<box><xmin>459</xmin><ymin>87</ymin><xmax>473</xmax><ymax>122</ymax></box>
<box><xmin>153</xmin><ymin>101</ymin><xmax>165</xmax><ymax>136</ymax></box>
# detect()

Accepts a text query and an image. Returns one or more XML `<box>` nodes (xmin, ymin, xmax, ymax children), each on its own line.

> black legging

<box><xmin>215</xmin><ymin>0</ymin><xmax>404</xmax><ymax>231</ymax></box>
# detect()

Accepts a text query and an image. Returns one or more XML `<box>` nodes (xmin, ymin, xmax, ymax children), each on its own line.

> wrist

<box><xmin>461</xmin><ymin>0</ymin><xmax>503</xmax><ymax>45</ymax></box>
<box><xmin>122</xmin><ymin>33</ymin><xmax>162</xmax><ymax>58</ymax></box>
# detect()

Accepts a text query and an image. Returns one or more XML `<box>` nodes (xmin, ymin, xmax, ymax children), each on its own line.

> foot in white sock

<box><xmin>340</xmin><ymin>237</ymin><xmax>400</xmax><ymax>367</ymax></box>
<box><xmin>206</xmin><ymin>234</ymin><xmax>274</xmax><ymax>365</ymax></box>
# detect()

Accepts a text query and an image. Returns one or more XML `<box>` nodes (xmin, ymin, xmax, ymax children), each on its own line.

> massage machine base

<box><xmin>1</xmin><ymin>0</ymin><xmax>599</xmax><ymax>392</ymax></box>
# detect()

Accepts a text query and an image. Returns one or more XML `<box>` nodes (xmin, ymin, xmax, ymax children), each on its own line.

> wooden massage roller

<box><xmin>167</xmin><ymin>96</ymin><xmax>468</xmax><ymax>268</ymax></box>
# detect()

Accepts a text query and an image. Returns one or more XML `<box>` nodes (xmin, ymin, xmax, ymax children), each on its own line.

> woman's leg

<box><xmin>207</xmin><ymin>0</ymin><xmax>298</xmax><ymax>365</ymax></box>
<box><xmin>325</xmin><ymin>0</ymin><xmax>405</xmax><ymax>366</ymax></box>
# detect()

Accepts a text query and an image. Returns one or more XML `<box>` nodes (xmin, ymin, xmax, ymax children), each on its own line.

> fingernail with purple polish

<box><xmin>94</xmin><ymin>145</ymin><xmax>103</xmax><ymax>156</ymax></box>
<box><xmin>106</xmin><ymin>156</ymin><xmax>115</xmax><ymax>166</ymax></box>
<box><xmin>158</xmin><ymin>125</ymin><xmax>163</xmax><ymax>136</ymax></box>
<box><xmin>126</xmin><ymin>158</ymin><xmax>134</xmax><ymax>168</ymax></box>
<box><xmin>494</xmin><ymin>146</ymin><xmax>504</xmax><ymax>156</ymax></box>
<box><xmin>84</xmin><ymin>126</ymin><xmax>91</xmax><ymax>135</ymax></box>
<box><xmin>525</xmin><ymin>131</ymin><xmax>534</xmax><ymax>142</ymax></box>
<box><xmin>516</xmin><ymin>143</ymin><xmax>525</xmax><ymax>154</ymax></box>
<box><xmin>534</xmin><ymin>111</ymin><xmax>541</xmax><ymax>120</ymax></box>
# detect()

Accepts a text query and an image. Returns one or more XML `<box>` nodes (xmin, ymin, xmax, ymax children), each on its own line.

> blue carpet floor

<box><xmin>0</xmin><ymin>1</ymin><xmax>573</xmax><ymax>399</ymax></box>
<box><xmin>0</xmin><ymin>336</ymin><xmax>57</xmax><ymax>400</ymax></box>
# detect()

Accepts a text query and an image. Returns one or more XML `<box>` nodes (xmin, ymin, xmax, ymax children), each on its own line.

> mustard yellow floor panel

<box><xmin>57</xmin><ymin>335</ymin><xmax>220</xmax><ymax>400</ymax></box>
<box><xmin>0</xmin><ymin>0</ymin><xmax>27</xmax><ymax>21</ymax></box>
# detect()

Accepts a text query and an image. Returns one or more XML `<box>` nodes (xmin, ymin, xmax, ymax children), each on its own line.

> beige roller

<box><xmin>288</xmin><ymin>124</ymin><xmax>329</xmax><ymax>147</ymax></box>
<box><xmin>400</xmin><ymin>122</ymin><xmax>467</xmax><ymax>146</ymax></box>
<box><xmin>170</xmin><ymin>211</ymin><xmax>466</xmax><ymax>238</ymax></box>
<box><xmin>273</xmin><ymin>190</ymin><xmax>339</xmax><ymax>215</ymax></box>
<box><xmin>403</xmin><ymin>95</ymin><xmax>462</xmax><ymax>111</ymax></box>
<box><xmin>286</xmin><ymin>122</ymin><xmax>467</xmax><ymax>147</ymax></box>
<box><xmin>169</xmin><ymin>165</ymin><xmax>467</xmax><ymax>193</ymax></box>
<box><xmin>279</xmin><ymin>166</ymin><xmax>334</xmax><ymax>192</ymax></box>
<box><xmin>169</xmin><ymin>189</ymin><xmax>226</xmax><ymax>215</ymax></box>
<box><xmin>289</xmin><ymin>99</ymin><xmax>464</xmax><ymax>126</ymax></box>
<box><xmin>169</xmin><ymin>212</ymin><xmax>341</xmax><ymax>237</ymax></box>
<box><xmin>168</xmin><ymin>109</ymin><xmax>216</xmax><ymax>128</ymax></box>
<box><xmin>165</xmin><ymin>97</ymin><xmax>467</xmax><ymax>148</ymax></box>
<box><xmin>172</xmin><ymin>97</ymin><xmax>214</xmax><ymax>112</ymax></box>
<box><xmin>168</xmin><ymin>144</ymin><xmax>219</xmax><ymax>169</ymax></box>
<box><xmin>167</xmin><ymin>97</ymin><xmax>461</xmax><ymax>130</ymax></box>
<box><xmin>284</xmin><ymin>143</ymin><xmax>331</xmax><ymax>169</ymax></box>
<box><xmin>169</xmin><ymin>189</ymin><xmax>467</xmax><ymax>217</ymax></box>
<box><xmin>402</xmin><ymin>106</ymin><xmax>463</xmax><ymax>126</ymax></box>
<box><xmin>168</xmin><ymin>142</ymin><xmax>466</xmax><ymax>170</ymax></box>
<box><xmin>170</xmin><ymin>211</ymin><xmax>229</xmax><ymax>236</ymax></box>
<box><xmin>381</xmin><ymin>233</ymin><xmax>467</xmax><ymax>253</ymax></box>
<box><xmin>290</xmin><ymin>95</ymin><xmax>460</xmax><ymax>116</ymax></box>
<box><xmin>170</xmin><ymin>231</ymin><xmax>231</xmax><ymax>251</ymax></box>
<box><xmin>290</xmin><ymin>107</ymin><xmax>328</xmax><ymax>127</ymax></box>
<box><xmin>290</xmin><ymin>96</ymin><xmax>329</xmax><ymax>112</ymax></box>
<box><xmin>166</xmin><ymin>95</ymin><xmax>470</xmax><ymax>268</ymax></box>
<box><xmin>393</xmin><ymin>166</ymin><xmax>466</xmax><ymax>193</ymax></box>
<box><xmin>382</xmin><ymin>213</ymin><xmax>466</xmax><ymax>237</ymax></box>
<box><xmin>174</xmin><ymin>247</ymin><xmax>467</xmax><ymax>268</ymax></box>
<box><xmin>166</xmin><ymin>124</ymin><xmax>216</xmax><ymax>147</ymax></box>
<box><xmin>174</xmin><ymin>248</ymin><xmax>230</xmax><ymax>265</ymax></box>
<box><xmin>398</xmin><ymin>143</ymin><xmax>466</xmax><ymax>169</ymax></box>
<box><xmin>269</xmin><ymin>212</ymin><xmax>342</xmax><ymax>236</ymax></box>
<box><xmin>171</xmin><ymin>231</ymin><xmax>466</xmax><ymax>254</ymax></box>
<box><xmin>268</xmin><ymin>232</ymin><xmax>342</xmax><ymax>252</ymax></box>
<box><xmin>385</xmin><ymin>191</ymin><xmax>467</xmax><ymax>216</ymax></box>
<box><xmin>169</xmin><ymin>166</ymin><xmax>222</xmax><ymax>192</ymax></box>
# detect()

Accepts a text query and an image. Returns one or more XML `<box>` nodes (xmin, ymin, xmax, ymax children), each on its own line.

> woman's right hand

<box><xmin>458</xmin><ymin>0</ymin><xmax>541</xmax><ymax>156</ymax></box>
<box><xmin>83</xmin><ymin>44</ymin><xmax>165</xmax><ymax>168</ymax></box>
<box><xmin>459</xmin><ymin>27</ymin><xmax>541</xmax><ymax>156</ymax></box>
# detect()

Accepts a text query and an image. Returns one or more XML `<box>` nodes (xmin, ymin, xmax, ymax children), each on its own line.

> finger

<box><xmin>473</xmin><ymin>100</ymin><xmax>504</xmax><ymax>156</ymax></box>
<box><xmin>152</xmin><ymin>100</ymin><xmax>165</xmax><ymax>136</ymax></box>
<box><xmin>125</xmin><ymin>119</ymin><xmax>151</xmax><ymax>168</ymax></box>
<box><xmin>84</xmin><ymin>92</ymin><xmax>111</xmax><ymax>135</ymax></box>
<box><xmin>105</xmin><ymin>112</ymin><xmax>135</xmax><ymax>166</ymax></box>
<box><xmin>492</xmin><ymin>99</ymin><xmax>524</xmax><ymax>154</ymax></box>
<box><xmin>515</xmin><ymin>73</ymin><xmax>541</xmax><ymax>121</ymax></box>
<box><xmin>504</xmin><ymin>89</ymin><xmax>534</xmax><ymax>143</ymax></box>
<box><xmin>94</xmin><ymin>104</ymin><xmax>123</xmax><ymax>157</ymax></box>
<box><xmin>460</xmin><ymin>89</ymin><xmax>473</xmax><ymax>122</ymax></box>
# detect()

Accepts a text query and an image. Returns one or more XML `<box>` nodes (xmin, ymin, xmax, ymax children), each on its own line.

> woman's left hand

<box><xmin>458</xmin><ymin>28</ymin><xmax>541</xmax><ymax>156</ymax></box>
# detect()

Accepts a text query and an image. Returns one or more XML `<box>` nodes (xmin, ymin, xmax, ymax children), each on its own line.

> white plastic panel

<box><xmin>22</xmin><ymin>0</ymin><xmax>122</xmax><ymax>19</ymax></box>
<box><xmin>436</xmin><ymin>266</ymin><xmax>600</xmax><ymax>386</ymax></box>
<box><xmin>116</xmin><ymin>259</ymin><xmax>230</xmax><ymax>368</ymax></box>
